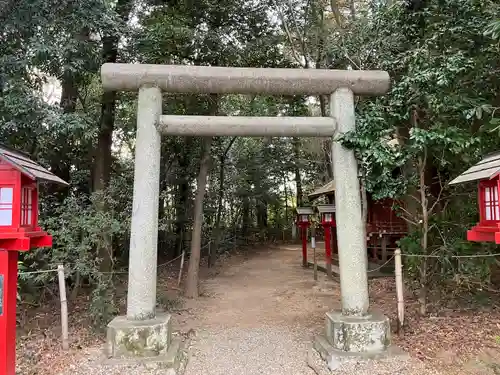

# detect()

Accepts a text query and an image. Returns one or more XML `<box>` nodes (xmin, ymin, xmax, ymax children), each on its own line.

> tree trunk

<box><xmin>93</xmin><ymin>0</ymin><xmax>134</xmax><ymax>272</ymax></box>
<box><xmin>174</xmin><ymin>138</ymin><xmax>194</xmax><ymax>256</ymax></box>
<box><xmin>256</xmin><ymin>199</ymin><xmax>268</xmax><ymax>240</ymax></box>
<box><xmin>284</xmin><ymin>175</ymin><xmax>289</xmax><ymax>225</ymax></box>
<box><xmin>292</xmin><ymin>137</ymin><xmax>303</xmax><ymax>206</ymax></box>
<box><xmin>185</xmin><ymin>137</ymin><xmax>213</xmax><ymax>298</ymax></box>
<box><xmin>209</xmin><ymin>137</ymin><xmax>236</xmax><ymax>268</ymax></box>
<box><xmin>418</xmin><ymin>152</ymin><xmax>429</xmax><ymax>316</ymax></box>
<box><xmin>47</xmin><ymin>71</ymin><xmax>76</xmax><ymax>206</ymax></box>
<box><xmin>318</xmin><ymin>96</ymin><xmax>334</xmax><ymax>182</ymax></box>
<box><xmin>94</xmin><ymin>89</ymin><xmax>115</xmax><ymax>272</ymax></box>
<box><xmin>242</xmin><ymin>195</ymin><xmax>251</xmax><ymax>236</ymax></box>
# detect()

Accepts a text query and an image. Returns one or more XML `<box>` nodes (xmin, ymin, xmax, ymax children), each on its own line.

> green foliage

<box><xmin>485</xmin><ymin>19</ymin><xmax>500</xmax><ymax>39</ymax></box>
<box><xmin>336</xmin><ymin>0</ymin><xmax>499</xmax><ymax>198</ymax></box>
<box><xmin>18</xmin><ymin>171</ymin><xmax>132</xmax><ymax>327</ymax></box>
<box><xmin>331</xmin><ymin>0</ymin><xmax>500</xmax><ymax>297</ymax></box>
<box><xmin>7</xmin><ymin>0</ymin><xmax>499</xmax><ymax>323</ymax></box>
<box><xmin>3</xmin><ymin>0</ymin><xmax>308</xmax><ymax>325</ymax></box>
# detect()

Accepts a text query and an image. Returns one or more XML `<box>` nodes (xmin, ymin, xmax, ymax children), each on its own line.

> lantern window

<box><xmin>324</xmin><ymin>213</ymin><xmax>332</xmax><ymax>222</ymax></box>
<box><xmin>0</xmin><ymin>187</ymin><xmax>13</xmax><ymax>226</ymax></box>
<box><xmin>483</xmin><ymin>183</ymin><xmax>500</xmax><ymax>221</ymax></box>
<box><xmin>21</xmin><ymin>187</ymin><xmax>33</xmax><ymax>226</ymax></box>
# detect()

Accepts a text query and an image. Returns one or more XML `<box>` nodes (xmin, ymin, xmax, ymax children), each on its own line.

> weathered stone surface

<box><xmin>103</xmin><ymin>336</ymin><xmax>188</xmax><ymax>374</ymax></box>
<box><xmin>101</xmin><ymin>63</ymin><xmax>390</xmax><ymax>96</ymax></box>
<box><xmin>157</xmin><ymin>115</ymin><xmax>336</xmax><ymax>137</ymax></box>
<box><xmin>330</xmin><ymin>88</ymin><xmax>370</xmax><ymax>316</ymax></box>
<box><xmin>311</xmin><ymin>335</ymin><xmax>408</xmax><ymax>372</ymax></box>
<box><xmin>325</xmin><ymin>310</ymin><xmax>391</xmax><ymax>353</ymax></box>
<box><xmin>126</xmin><ymin>86</ymin><xmax>162</xmax><ymax>320</ymax></box>
<box><xmin>106</xmin><ymin>313</ymin><xmax>172</xmax><ymax>358</ymax></box>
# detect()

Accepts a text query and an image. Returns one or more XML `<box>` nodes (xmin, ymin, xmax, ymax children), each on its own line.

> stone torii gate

<box><xmin>101</xmin><ymin>63</ymin><xmax>393</xmax><ymax>367</ymax></box>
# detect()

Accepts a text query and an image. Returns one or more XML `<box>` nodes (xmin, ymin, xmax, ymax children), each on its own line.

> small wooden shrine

<box><xmin>308</xmin><ymin>180</ymin><xmax>407</xmax><ymax>270</ymax></box>
<box><xmin>449</xmin><ymin>151</ymin><xmax>500</xmax><ymax>243</ymax></box>
<box><xmin>0</xmin><ymin>144</ymin><xmax>68</xmax><ymax>375</ymax></box>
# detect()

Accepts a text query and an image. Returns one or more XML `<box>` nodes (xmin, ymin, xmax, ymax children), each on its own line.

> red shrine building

<box><xmin>450</xmin><ymin>152</ymin><xmax>500</xmax><ymax>243</ymax></box>
<box><xmin>308</xmin><ymin>180</ymin><xmax>407</xmax><ymax>266</ymax></box>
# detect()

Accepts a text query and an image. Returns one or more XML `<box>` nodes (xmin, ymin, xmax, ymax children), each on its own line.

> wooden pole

<box><xmin>324</xmin><ymin>225</ymin><xmax>332</xmax><ymax>278</ymax></box>
<box><xmin>394</xmin><ymin>249</ymin><xmax>405</xmax><ymax>332</ymax></box>
<box><xmin>207</xmin><ymin>241</ymin><xmax>212</xmax><ymax>268</ymax></box>
<box><xmin>57</xmin><ymin>265</ymin><xmax>69</xmax><ymax>350</ymax></box>
<box><xmin>178</xmin><ymin>250</ymin><xmax>186</xmax><ymax>287</ymax></box>
<box><xmin>301</xmin><ymin>225</ymin><xmax>308</xmax><ymax>267</ymax></box>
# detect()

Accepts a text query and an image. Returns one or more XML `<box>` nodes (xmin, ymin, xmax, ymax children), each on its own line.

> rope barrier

<box><xmin>400</xmin><ymin>252</ymin><xmax>500</xmax><ymax>259</ymax></box>
<box><xmin>367</xmin><ymin>254</ymin><xmax>396</xmax><ymax>273</ymax></box>
<box><xmin>18</xmin><ymin>234</ymin><xmax>245</xmax><ymax>276</ymax></box>
<box><xmin>18</xmin><ymin>268</ymin><xmax>60</xmax><ymax>276</ymax></box>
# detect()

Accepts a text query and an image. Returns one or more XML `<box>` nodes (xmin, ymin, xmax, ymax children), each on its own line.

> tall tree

<box><xmin>185</xmin><ymin>136</ymin><xmax>214</xmax><ymax>298</ymax></box>
<box><xmin>93</xmin><ymin>0</ymin><xmax>135</xmax><ymax>272</ymax></box>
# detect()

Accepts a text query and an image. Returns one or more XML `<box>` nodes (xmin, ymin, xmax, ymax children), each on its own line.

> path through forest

<box><xmin>180</xmin><ymin>245</ymin><xmax>434</xmax><ymax>375</ymax></box>
<box><xmin>51</xmin><ymin>244</ymin><xmax>447</xmax><ymax>375</ymax></box>
<box><xmin>181</xmin><ymin>244</ymin><xmax>335</xmax><ymax>375</ymax></box>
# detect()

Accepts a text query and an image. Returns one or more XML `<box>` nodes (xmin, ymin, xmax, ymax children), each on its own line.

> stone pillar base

<box><xmin>325</xmin><ymin>310</ymin><xmax>390</xmax><ymax>352</ymax></box>
<box><xmin>310</xmin><ymin>310</ymin><xmax>407</xmax><ymax>371</ymax></box>
<box><xmin>104</xmin><ymin>313</ymin><xmax>187</xmax><ymax>373</ymax></box>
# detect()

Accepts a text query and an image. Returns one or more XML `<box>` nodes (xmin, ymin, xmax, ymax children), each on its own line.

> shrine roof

<box><xmin>295</xmin><ymin>207</ymin><xmax>314</xmax><ymax>215</ymax></box>
<box><xmin>449</xmin><ymin>151</ymin><xmax>500</xmax><ymax>185</ymax></box>
<box><xmin>0</xmin><ymin>144</ymin><xmax>69</xmax><ymax>186</ymax></box>
<box><xmin>308</xmin><ymin>180</ymin><xmax>335</xmax><ymax>200</ymax></box>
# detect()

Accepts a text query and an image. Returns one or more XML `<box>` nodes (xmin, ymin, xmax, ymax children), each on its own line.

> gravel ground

<box><xmin>55</xmin><ymin>245</ymin><xmax>445</xmax><ymax>375</ymax></box>
<box><xmin>182</xmin><ymin>245</ymin><xmax>443</xmax><ymax>375</ymax></box>
<box><xmin>187</xmin><ymin>325</ymin><xmax>316</xmax><ymax>375</ymax></box>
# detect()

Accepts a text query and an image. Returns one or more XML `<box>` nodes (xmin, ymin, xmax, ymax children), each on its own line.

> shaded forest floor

<box><xmin>15</xmin><ymin>243</ymin><xmax>500</xmax><ymax>375</ymax></box>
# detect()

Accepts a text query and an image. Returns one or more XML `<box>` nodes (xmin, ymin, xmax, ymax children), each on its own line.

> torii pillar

<box><xmin>100</xmin><ymin>63</ymin><xmax>393</xmax><ymax>368</ymax></box>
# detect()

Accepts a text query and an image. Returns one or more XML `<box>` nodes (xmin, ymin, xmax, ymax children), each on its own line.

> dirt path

<box><xmin>47</xmin><ymin>244</ymin><xmax>453</xmax><ymax>375</ymax></box>
<box><xmin>179</xmin><ymin>245</ymin><xmax>339</xmax><ymax>375</ymax></box>
<box><xmin>178</xmin><ymin>244</ymin><xmax>448</xmax><ymax>375</ymax></box>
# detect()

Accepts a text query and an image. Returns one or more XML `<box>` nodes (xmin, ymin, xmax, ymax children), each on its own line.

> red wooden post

<box><xmin>317</xmin><ymin>204</ymin><xmax>336</xmax><ymax>277</ymax></box>
<box><xmin>324</xmin><ymin>226</ymin><xmax>332</xmax><ymax>272</ymax></box>
<box><xmin>301</xmin><ymin>225</ymin><xmax>308</xmax><ymax>267</ymax></box>
<box><xmin>296</xmin><ymin>207</ymin><xmax>314</xmax><ymax>268</ymax></box>
<box><xmin>0</xmin><ymin>250</ymin><xmax>18</xmax><ymax>375</ymax></box>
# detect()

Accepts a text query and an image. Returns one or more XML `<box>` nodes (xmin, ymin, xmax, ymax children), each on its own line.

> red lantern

<box><xmin>298</xmin><ymin>214</ymin><xmax>309</xmax><ymax>224</ymax></box>
<box><xmin>317</xmin><ymin>204</ymin><xmax>336</xmax><ymax>275</ymax></box>
<box><xmin>0</xmin><ymin>145</ymin><xmax>68</xmax><ymax>375</ymax></box>
<box><xmin>296</xmin><ymin>207</ymin><xmax>314</xmax><ymax>267</ymax></box>
<box><xmin>450</xmin><ymin>152</ymin><xmax>500</xmax><ymax>243</ymax></box>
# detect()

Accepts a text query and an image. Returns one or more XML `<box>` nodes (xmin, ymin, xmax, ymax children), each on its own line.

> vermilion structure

<box><xmin>295</xmin><ymin>207</ymin><xmax>314</xmax><ymax>267</ymax></box>
<box><xmin>450</xmin><ymin>152</ymin><xmax>500</xmax><ymax>243</ymax></box>
<box><xmin>0</xmin><ymin>144</ymin><xmax>67</xmax><ymax>375</ymax></box>
<box><xmin>317</xmin><ymin>204</ymin><xmax>336</xmax><ymax>277</ymax></box>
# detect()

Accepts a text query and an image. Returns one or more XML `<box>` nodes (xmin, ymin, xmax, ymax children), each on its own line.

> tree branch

<box><xmin>329</xmin><ymin>0</ymin><xmax>343</xmax><ymax>28</ymax></box>
<box><xmin>274</xmin><ymin>1</ymin><xmax>304</xmax><ymax>66</ymax></box>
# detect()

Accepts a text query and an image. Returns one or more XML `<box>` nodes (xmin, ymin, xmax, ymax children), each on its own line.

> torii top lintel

<box><xmin>100</xmin><ymin>63</ymin><xmax>391</xmax><ymax>96</ymax></box>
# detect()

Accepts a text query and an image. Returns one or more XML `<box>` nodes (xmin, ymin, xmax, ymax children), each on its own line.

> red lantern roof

<box><xmin>449</xmin><ymin>151</ymin><xmax>500</xmax><ymax>185</ymax></box>
<box><xmin>0</xmin><ymin>144</ymin><xmax>68</xmax><ymax>186</ymax></box>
